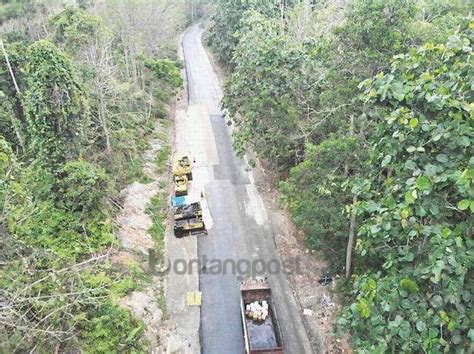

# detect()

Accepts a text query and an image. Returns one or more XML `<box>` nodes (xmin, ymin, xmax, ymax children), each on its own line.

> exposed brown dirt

<box><xmin>113</xmin><ymin>116</ymin><xmax>170</xmax><ymax>350</ymax></box>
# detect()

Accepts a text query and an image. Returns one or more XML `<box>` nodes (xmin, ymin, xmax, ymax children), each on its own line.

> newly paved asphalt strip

<box><xmin>181</xmin><ymin>25</ymin><xmax>314</xmax><ymax>354</ymax></box>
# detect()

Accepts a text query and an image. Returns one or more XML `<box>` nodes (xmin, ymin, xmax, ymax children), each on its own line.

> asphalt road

<box><xmin>181</xmin><ymin>25</ymin><xmax>314</xmax><ymax>354</ymax></box>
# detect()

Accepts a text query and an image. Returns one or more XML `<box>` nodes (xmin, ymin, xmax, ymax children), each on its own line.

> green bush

<box><xmin>281</xmin><ymin>137</ymin><xmax>366</xmax><ymax>270</ymax></box>
<box><xmin>0</xmin><ymin>135</ymin><xmax>14</xmax><ymax>208</ymax></box>
<box><xmin>146</xmin><ymin>193</ymin><xmax>167</xmax><ymax>255</ymax></box>
<box><xmin>155</xmin><ymin>144</ymin><xmax>170</xmax><ymax>173</ymax></box>
<box><xmin>144</xmin><ymin>58</ymin><xmax>183</xmax><ymax>89</ymax></box>
<box><xmin>0</xmin><ymin>1</ymin><xmax>32</xmax><ymax>23</ymax></box>
<box><xmin>8</xmin><ymin>200</ymin><xmax>114</xmax><ymax>260</ymax></box>
<box><xmin>80</xmin><ymin>303</ymin><xmax>144</xmax><ymax>353</ymax></box>
<box><xmin>57</xmin><ymin>159</ymin><xmax>109</xmax><ymax>212</ymax></box>
<box><xmin>49</xmin><ymin>6</ymin><xmax>101</xmax><ymax>53</ymax></box>
<box><xmin>0</xmin><ymin>237</ymin><xmax>140</xmax><ymax>352</ymax></box>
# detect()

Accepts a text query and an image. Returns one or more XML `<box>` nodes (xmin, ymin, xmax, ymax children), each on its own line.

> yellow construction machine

<box><xmin>173</xmin><ymin>155</ymin><xmax>193</xmax><ymax>180</ymax></box>
<box><xmin>174</xmin><ymin>174</ymin><xmax>188</xmax><ymax>196</ymax></box>
<box><xmin>172</xmin><ymin>199</ymin><xmax>207</xmax><ymax>237</ymax></box>
<box><xmin>174</xmin><ymin>217</ymin><xmax>206</xmax><ymax>238</ymax></box>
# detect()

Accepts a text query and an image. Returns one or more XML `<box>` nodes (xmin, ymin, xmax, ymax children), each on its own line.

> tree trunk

<box><xmin>345</xmin><ymin>194</ymin><xmax>358</xmax><ymax>278</ymax></box>
<box><xmin>345</xmin><ymin>114</ymin><xmax>358</xmax><ymax>278</ymax></box>
<box><xmin>280</xmin><ymin>0</ymin><xmax>284</xmax><ymax>32</ymax></box>
<box><xmin>133</xmin><ymin>60</ymin><xmax>139</xmax><ymax>88</ymax></box>
<box><xmin>123</xmin><ymin>43</ymin><xmax>130</xmax><ymax>79</ymax></box>
<box><xmin>1</xmin><ymin>39</ymin><xmax>25</xmax><ymax>152</ymax></box>
<box><xmin>302</xmin><ymin>0</ymin><xmax>311</xmax><ymax>34</ymax></box>
<box><xmin>99</xmin><ymin>92</ymin><xmax>112</xmax><ymax>155</ymax></box>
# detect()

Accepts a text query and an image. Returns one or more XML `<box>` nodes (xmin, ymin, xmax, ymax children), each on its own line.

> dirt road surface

<box><xmin>180</xmin><ymin>25</ymin><xmax>314</xmax><ymax>354</ymax></box>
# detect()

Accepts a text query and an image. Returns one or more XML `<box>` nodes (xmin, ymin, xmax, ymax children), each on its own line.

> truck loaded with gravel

<box><xmin>240</xmin><ymin>277</ymin><xmax>284</xmax><ymax>353</ymax></box>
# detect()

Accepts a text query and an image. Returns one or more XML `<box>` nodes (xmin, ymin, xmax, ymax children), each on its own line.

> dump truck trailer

<box><xmin>240</xmin><ymin>277</ymin><xmax>284</xmax><ymax>354</ymax></box>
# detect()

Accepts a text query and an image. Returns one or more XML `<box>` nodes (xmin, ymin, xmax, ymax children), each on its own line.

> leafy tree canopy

<box><xmin>49</xmin><ymin>6</ymin><xmax>102</xmax><ymax>53</ymax></box>
<box><xmin>24</xmin><ymin>40</ymin><xmax>90</xmax><ymax>166</ymax></box>
<box><xmin>341</xmin><ymin>23</ymin><xmax>473</xmax><ymax>352</ymax></box>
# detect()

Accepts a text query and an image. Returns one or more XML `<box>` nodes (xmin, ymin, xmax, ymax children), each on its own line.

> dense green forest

<box><xmin>1</xmin><ymin>0</ymin><xmax>184</xmax><ymax>351</ymax></box>
<box><xmin>1</xmin><ymin>0</ymin><xmax>472</xmax><ymax>352</ymax></box>
<box><xmin>208</xmin><ymin>0</ymin><xmax>473</xmax><ymax>352</ymax></box>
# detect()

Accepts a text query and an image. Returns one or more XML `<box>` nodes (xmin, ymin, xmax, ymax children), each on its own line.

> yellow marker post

<box><xmin>186</xmin><ymin>292</ymin><xmax>202</xmax><ymax>306</ymax></box>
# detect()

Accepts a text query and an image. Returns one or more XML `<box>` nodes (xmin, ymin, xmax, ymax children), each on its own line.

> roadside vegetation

<box><xmin>146</xmin><ymin>192</ymin><xmax>168</xmax><ymax>257</ymax></box>
<box><xmin>207</xmin><ymin>0</ymin><xmax>472</xmax><ymax>352</ymax></box>
<box><xmin>0</xmin><ymin>0</ymin><xmax>184</xmax><ymax>351</ymax></box>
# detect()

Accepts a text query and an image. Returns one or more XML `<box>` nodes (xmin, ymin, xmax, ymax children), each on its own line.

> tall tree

<box><xmin>24</xmin><ymin>40</ymin><xmax>89</xmax><ymax>166</ymax></box>
<box><xmin>50</xmin><ymin>7</ymin><xmax>114</xmax><ymax>154</ymax></box>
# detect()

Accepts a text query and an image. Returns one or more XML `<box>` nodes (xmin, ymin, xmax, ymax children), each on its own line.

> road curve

<box><xmin>181</xmin><ymin>25</ymin><xmax>314</xmax><ymax>354</ymax></box>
